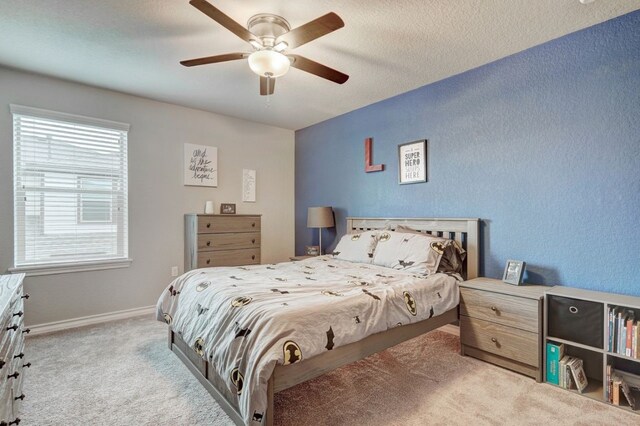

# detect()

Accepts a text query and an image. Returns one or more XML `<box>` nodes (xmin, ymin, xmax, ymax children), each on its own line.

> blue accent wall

<box><xmin>295</xmin><ymin>11</ymin><xmax>640</xmax><ymax>294</ymax></box>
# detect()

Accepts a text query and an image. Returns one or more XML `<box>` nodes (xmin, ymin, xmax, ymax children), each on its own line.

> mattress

<box><xmin>156</xmin><ymin>256</ymin><xmax>460</xmax><ymax>424</ymax></box>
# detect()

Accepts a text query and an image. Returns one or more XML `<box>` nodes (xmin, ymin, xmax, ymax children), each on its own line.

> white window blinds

<box><xmin>12</xmin><ymin>105</ymin><xmax>129</xmax><ymax>270</ymax></box>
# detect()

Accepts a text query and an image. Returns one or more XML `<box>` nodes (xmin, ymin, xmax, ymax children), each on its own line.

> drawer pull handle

<box><xmin>206</xmin><ymin>259</ymin><xmax>211</xmax><ymax>265</ymax></box>
<box><xmin>9</xmin><ymin>419</ymin><xmax>20</xmax><ymax>426</ymax></box>
<box><xmin>14</xmin><ymin>353</ymin><xmax>24</xmax><ymax>360</ymax></box>
<box><xmin>14</xmin><ymin>394</ymin><xmax>25</xmax><ymax>401</ymax></box>
<box><xmin>7</xmin><ymin>372</ymin><xmax>19</xmax><ymax>379</ymax></box>
<box><xmin>23</xmin><ymin>362</ymin><xmax>31</xmax><ymax>369</ymax></box>
<box><xmin>569</xmin><ymin>306</ymin><xmax>579</xmax><ymax>314</ymax></box>
<box><xmin>22</xmin><ymin>328</ymin><xmax>31</xmax><ymax>334</ymax></box>
<box><xmin>251</xmin><ymin>255</ymin><xmax>255</xmax><ymax>260</ymax></box>
<box><xmin>252</xmin><ymin>239</ymin><xmax>255</xmax><ymax>244</ymax></box>
<box><xmin>252</xmin><ymin>223</ymin><xmax>256</xmax><ymax>227</ymax></box>
<box><xmin>206</xmin><ymin>241</ymin><xmax>211</xmax><ymax>246</ymax></box>
<box><xmin>206</xmin><ymin>223</ymin><xmax>211</xmax><ymax>228</ymax></box>
<box><xmin>490</xmin><ymin>306</ymin><xmax>497</xmax><ymax>312</ymax></box>
<box><xmin>0</xmin><ymin>360</ymin><xmax>4</xmax><ymax>369</ymax></box>
<box><xmin>491</xmin><ymin>337</ymin><xmax>498</xmax><ymax>343</ymax></box>
<box><xmin>22</xmin><ymin>294</ymin><xmax>30</xmax><ymax>300</ymax></box>
<box><xmin>6</xmin><ymin>325</ymin><xmax>18</xmax><ymax>332</ymax></box>
<box><xmin>13</xmin><ymin>311</ymin><xmax>23</xmax><ymax>317</ymax></box>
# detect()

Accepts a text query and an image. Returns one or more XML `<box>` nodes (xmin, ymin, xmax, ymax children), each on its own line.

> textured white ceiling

<box><xmin>0</xmin><ymin>1</ymin><xmax>638</xmax><ymax>130</ymax></box>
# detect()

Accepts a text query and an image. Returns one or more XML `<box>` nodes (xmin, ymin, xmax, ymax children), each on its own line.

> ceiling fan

<box><xmin>180</xmin><ymin>0</ymin><xmax>349</xmax><ymax>96</ymax></box>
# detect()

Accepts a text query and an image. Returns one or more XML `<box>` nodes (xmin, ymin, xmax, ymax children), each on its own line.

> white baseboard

<box><xmin>438</xmin><ymin>324</ymin><xmax>460</xmax><ymax>336</ymax></box>
<box><xmin>28</xmin><ymin>305</ymin><xmax>156</xmax><ymax>336</ymax></box>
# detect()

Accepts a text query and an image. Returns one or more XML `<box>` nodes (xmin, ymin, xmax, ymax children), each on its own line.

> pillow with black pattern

<box><xmin>372</xmin><ymin>231</ymin><xmax>446</xmax><ymax>274</ymax></box>
<box><xmin>331</xmin><ymin>231</ymin><xmax>379</xmax><ymax>263</ymax></box>
<box><xmin>394</xmin><ymin>225</ymin><xmax>466</xmax><ymax>274</ymax></box>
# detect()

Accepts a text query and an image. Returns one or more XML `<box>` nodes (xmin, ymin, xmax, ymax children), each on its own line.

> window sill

<box><xmin>9</xmin><ymin>258</ymin><xmax>133</xmax><ymax>277</ymax></box>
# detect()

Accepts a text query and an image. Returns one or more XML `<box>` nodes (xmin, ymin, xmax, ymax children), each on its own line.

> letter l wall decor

<box><xmin>364</xmin><ymin>137</ymin><xmax>384</xmax><ymax>173</ymax></box>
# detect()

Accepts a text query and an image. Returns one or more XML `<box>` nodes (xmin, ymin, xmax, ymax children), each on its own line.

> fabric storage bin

<box><xmin>547</xmin><ymin>295</ymin><xmax>603</xmax><ymax>348</ymax></box>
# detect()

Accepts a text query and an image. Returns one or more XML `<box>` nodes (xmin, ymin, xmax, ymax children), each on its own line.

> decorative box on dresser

<box><xmin>0</xmin><ymin>274</ymin><xmax>30</xmax><ymax>426</ymax></box>
<box><xmin>185</xmin><ymin>214</ymin><xmax>261</xmax><ymax>272</ymax></box>
<box><xmin>459</xmin><ymin>277</ymin><xmax>547</xmax><ymax>381</ymax></box>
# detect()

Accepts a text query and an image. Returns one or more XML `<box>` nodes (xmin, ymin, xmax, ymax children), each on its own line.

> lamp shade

<box><xmin>307</xmin><ymin>207</ymin><xmax>334</xmax><ymax>228</ymax></box>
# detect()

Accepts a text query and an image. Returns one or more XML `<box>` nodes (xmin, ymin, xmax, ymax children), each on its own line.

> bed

<box><xmin>158</xmin><ymin>217</ymin><xmax>479</xmax><ymax>425</ymax></box>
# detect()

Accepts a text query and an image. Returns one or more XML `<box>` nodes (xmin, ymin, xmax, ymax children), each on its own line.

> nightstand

<box><xmin>289</xmin><ymin>255</ymin><xmax>315</xmax><ymax>261</ymax></box>
<box><xmin>459</xmin><ymin>277</ymin><xmax>547</xmax><ymax>381</ymax></box>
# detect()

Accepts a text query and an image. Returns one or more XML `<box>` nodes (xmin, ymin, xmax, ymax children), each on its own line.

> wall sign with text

<box><xmin>184</xmin><ymin>143</ymin><xmax>218</xmax><ymax>187</ymax></box>
<box><xmin>398</xmin><ymin>140</ymin><xmax>427</xmax><ymax>184</ymax></box>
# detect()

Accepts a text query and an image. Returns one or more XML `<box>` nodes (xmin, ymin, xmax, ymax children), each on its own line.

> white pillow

<box><xmin>332</xmin><ymin>231</ymin><xmax>379</xmax><ymax>263</ymax></box>
<box><xmin>372</xmin><ymin>231</ymin><xmax>444</xmax><ymax>274</ymax></box>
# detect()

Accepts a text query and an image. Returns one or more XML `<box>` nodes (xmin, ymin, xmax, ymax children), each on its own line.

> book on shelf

<box><xmin>607</xmin><ymin>306</ymin><xmax>640</xmax><ymax>359</ymax></box>
<box><xmin>546</xmin><ymin>342</ymin><xmax>564</xmax><ymax>385</ymax></box>
<box><xmin>568</xmin><ymin>357</ymin><xmax>588</xmax><ymax>393</ymax></box>
<box><xmin>626</xmin><ymin>312</ymin><xmax>635</xmax><ymax>357</ymax></box>
<box><xmin>613</xmin><ymin>375</ymin><xmax>622</xmax><ymax>406</ymax></box>
<box><xmin>559</xmin><ymin>356</ymin><xmax>575</xmax><ymax>389</ymax></box>
<box><xmin>606</xmin><ymin>367</ymin><xmax>640</xmax><ymax>410</ymax></box>
<box><xmin>621</xmin><ymin>379</ymin><xmax>638</xmax><ymax>410</ymax></box>
<box><xmin>606</xmin><ymin>365</ymin><xmax>612</xmax><ymax>402</ymax></box>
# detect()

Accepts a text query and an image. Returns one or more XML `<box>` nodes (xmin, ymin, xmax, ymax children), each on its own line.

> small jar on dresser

<box><xmin>459</xmin><ymin>277</ymin><xmax>547</xmax><ymax>382</ymax></box>
<box><xmin>185</xmin><ymin>214</ymin><xmax>262</xmax><ymax>272</ymax></box>
<box><xmin>0</xmin><ymin>274</ymin><xmax>30</xmax><ymax>426</ymax></box>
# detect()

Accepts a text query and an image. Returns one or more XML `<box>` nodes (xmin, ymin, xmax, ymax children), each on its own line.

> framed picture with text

<box><xmin>398</xmin><ymin>139</ymin><xmax>427</xmax><ymax>184</ymax></box>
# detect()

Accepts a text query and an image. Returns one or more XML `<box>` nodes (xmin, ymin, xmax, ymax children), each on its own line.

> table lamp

<box><xmin>307</xmin><ymin>207</ymin><xmax>334</xmax><ymax>255</ymax></box>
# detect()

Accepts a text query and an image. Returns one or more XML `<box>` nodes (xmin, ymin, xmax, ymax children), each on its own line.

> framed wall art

<box><xmin>242</xmin><ymin>169</ymin><xmax>256</xmax><ymax>202</ymax></box>
<box><xmin>398</xmin><ymin>139</ymin><xmax>427</xmax><ymax>184</ymax></box>
<box><xmin>184</xmin><ymin>143</ymin><xmax>218</xmax><ymax>187</ymax></box>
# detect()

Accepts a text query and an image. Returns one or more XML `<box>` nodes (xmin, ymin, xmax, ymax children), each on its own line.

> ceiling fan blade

<box><xmin>276</xmin><ymin>12</ymin><xmax>344</xmax><ymax>49</ymax></box>
<box><xmin>180</xmin><ymin>53</ymin><xmax>247</xmax><ymax>67</ymax></box>
<box><xmin>288</xmin><ymin>55</ymin><xmax>349</xmax><ymax>84</ymax></box>
<box><xmin>260</xmin><ymin>76</ymin><xmax>275</xmax><ymax>96</ymax></box>
<box><xmin>189</xmin><ymin>0</ymin><xmax>257</xmax><ymax>43</ymax></box>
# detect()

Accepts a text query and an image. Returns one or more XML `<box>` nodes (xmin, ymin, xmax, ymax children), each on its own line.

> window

<box><xmin>11</xmin><ymin>105</ymin><xmax>130</xmax><ymax>274</ymax></box>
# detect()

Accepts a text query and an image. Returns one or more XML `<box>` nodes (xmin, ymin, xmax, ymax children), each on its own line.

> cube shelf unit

<box><xmin>544</xmin><ymin>286</ymin><xmax>640</xmax><ymax>413</ymax></box>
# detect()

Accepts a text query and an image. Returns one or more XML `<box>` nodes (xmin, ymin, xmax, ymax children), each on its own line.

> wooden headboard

<box><xmin>346</xmin><ymin>217</ymin><xmax>480</xmax><ymax>280</ymax></box>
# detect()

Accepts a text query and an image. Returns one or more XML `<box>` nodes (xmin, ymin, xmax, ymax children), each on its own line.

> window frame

<box><xmin>9</xmin><ymin>105</ymin><xmax>131</xmax><ymax>276</ymax></box>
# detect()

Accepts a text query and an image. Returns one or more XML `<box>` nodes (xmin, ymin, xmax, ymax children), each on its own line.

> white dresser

<box><xmin>0</xmin><ymin>274</ymin><xmax>30</xmax><ymax>426</ymax></box>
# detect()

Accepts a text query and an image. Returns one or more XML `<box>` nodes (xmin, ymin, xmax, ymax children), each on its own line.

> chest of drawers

<box><xmin>459</xmin><ymin>277</ymin><xmax>546</xmax><ymax>381</ymax></box>
<box><xmin>0</xmin><ymin>274</ymin><xmax>30</xmax><ymax>426</ymax></box>
<box><xmin>185</xmin><ymin>214</ymin><xmax>261</xmax><ymax>271</ymax></box>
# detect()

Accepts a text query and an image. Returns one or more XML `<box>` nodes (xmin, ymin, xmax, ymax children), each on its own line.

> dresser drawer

<box><xmin>460</xmin><ymin>316</ymin><xmax>538</xmax><ymax>366</ymax></box>
<box><xmin>197</xmin><ymin>248</ymin><xmax>261</xmax><ymax>268</ymax></box>
<box><xmin>197</xmin><ymin>233</ymin><xmax>260</xmax><ymax>251</ymax></box>
<box><xmin>197</xmin><ymin>216</ymin><xmax>260</xmax><ymax>234</ymax></box>
<box><xmin>460</xmin><ymin>288</ymin><xmax>539</xmax><ymax>333</ymax></box>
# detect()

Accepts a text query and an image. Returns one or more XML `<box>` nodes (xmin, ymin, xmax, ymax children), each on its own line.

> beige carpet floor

<box><xmin>22</xmin><ymin>316</ymin><xmax>639</xmax><ymax>425</ymax></box>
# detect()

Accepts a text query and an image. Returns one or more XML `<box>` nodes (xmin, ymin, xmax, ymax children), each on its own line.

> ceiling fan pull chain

<box><xmin>266</xmin><ymin>74</ymin><xmax>272</xmax><ymax>107</ymax></box>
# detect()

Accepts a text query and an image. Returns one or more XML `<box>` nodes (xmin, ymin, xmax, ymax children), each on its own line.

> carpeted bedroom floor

<box><xmin>22</xmin><ymin>316</ymin><xmax>638</xmax><ymax>425</ymax></box>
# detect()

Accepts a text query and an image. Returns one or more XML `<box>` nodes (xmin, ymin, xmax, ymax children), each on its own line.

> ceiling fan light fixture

<box><xmin>248</xmin><ymin>50</ymin><xmax>290</xmax><ymax>77</ymax></box>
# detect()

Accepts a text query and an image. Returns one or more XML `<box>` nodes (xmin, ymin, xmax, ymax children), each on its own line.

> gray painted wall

<box><xmin>0</xmin><ymin>67</ymin><xmax>295</xmax><ymax>326</ymax></box>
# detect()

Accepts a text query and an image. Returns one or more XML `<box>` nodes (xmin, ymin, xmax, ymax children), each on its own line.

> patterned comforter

<box><xmin>156</xmin><ymin>256</ymin><xmax>460</xmax><ymax>425</ymax></box>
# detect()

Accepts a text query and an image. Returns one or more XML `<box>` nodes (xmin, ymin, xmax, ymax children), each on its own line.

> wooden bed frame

<box><xmin>167</xmin><ymin>217</ymin><xmax>479</xmax><ymax>425</ymax></box>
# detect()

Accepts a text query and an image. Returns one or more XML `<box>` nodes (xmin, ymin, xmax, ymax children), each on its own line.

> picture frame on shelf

<box><xmin>502</xmin><ymin>260</ymin><xmax>526</xmax><ymax>285</ymax></box>
<box><xmin>220</xmin><ymin>203</ymin><xmax>236</xmax><ymax>215</ymax></box>
<box><xmin>398</xmin><ymin>139</ymin><xmax>427</xmax><ymax>184</ymax></box>
<box><xmin>305</xmin><ymin>245</ymin><xmax>320</xmax><ymax>256</ymax></box>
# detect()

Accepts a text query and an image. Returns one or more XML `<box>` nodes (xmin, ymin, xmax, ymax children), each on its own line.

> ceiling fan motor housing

<box><xmin>247</xmin><ymin>14</ymin><xmax>290</xmax><ymax>48</ymax></box>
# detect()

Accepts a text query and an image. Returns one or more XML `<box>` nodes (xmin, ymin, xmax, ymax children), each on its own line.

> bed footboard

<box><xmin>167</xmin><ymin>306</ymin><xmax>458</xmax><ymax>425</ymax></box>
